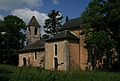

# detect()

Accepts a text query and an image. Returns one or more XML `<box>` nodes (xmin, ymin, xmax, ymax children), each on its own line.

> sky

<box><xmin>0</xmin><ymin>0</ymin><xmax>91</xmax><ymax>26</ymax></box>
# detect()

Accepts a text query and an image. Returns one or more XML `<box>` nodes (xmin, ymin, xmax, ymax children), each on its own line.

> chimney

<box><xmin>66</xmin><ymin>16</ymin><xmax>69</xmax><ymax>23</ymax></box>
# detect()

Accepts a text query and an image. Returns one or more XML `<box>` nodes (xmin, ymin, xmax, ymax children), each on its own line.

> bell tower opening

<box><xmin>34</xmin><ymin>27</ymin><xmax>37</xmax><ymax>35</ymax></box>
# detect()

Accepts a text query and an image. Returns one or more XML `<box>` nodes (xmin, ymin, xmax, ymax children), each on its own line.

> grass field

<box><xmin>0</xmin><ymin>64</ymin><xmax>120</xmax><ymax>81</ymax></box>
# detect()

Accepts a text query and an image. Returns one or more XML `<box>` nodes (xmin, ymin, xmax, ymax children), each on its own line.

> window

<box><xmin>34</xmin><ymin>27</ymin><xmax>37</xmax><ymax>35</ymax></box>
<box><xmin>35</xmin><ymin>52</ymin><xmax>37</xmax><ymax>60</ymax></box>
<box><xmin>55</xmin><ymin>44</ymin><xmax>57</xmax><ymax>56</ymax></box>
<box><xmin>28</xmin><ymin>27</ymin><xmax>31</xmax><ymax>35</ymax></box>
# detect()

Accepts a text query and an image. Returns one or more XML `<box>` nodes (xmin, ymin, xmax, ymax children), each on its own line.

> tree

<box><xmin>81</xmin><ymin>0</ymin><xmax>120</xmax><ymax>70</ymax></box>
<box><xmin>86</xmin><ymin>31</ymin><xmax>114</xmax><ymax>70</ymax></box>
<box><xmin>0</xmin><ymin>15</ymin><xmax>26</xmax><ymax>65</ymax></box>
<box><xmin>44</xmin><ymin>10</ymin><xmax>63</xmax><ymax>37</ymax></box>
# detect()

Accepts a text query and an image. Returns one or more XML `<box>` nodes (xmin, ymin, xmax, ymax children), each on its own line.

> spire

<box><xmin>28</xmin><ymin>16</ymin><xmax>40</xmax><ymax>27</ymax></box>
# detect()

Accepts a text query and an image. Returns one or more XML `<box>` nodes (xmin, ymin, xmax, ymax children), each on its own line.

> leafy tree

<box><xmin>81</xmin><ymin>0</ymin><xmax>120</xmax><ymax>70</ymax></box>
<box><xmin>0</xmin><ymin>20</ymin><xmax>3</xmax><ymax>46</ymax></box>
<box><xmin>86</xmin><ymin>31</ymin><xmax>114</xmax><ymax>70</ymax></box>
<box><xmin>44</xmin><ymin>10</ymin><xmax>63</xmax><ymax>37</ymax></box>
<box><xmin>0</xmin><ymin>15</ymin><xmax>26</xmax><ymax>65</ymax></box>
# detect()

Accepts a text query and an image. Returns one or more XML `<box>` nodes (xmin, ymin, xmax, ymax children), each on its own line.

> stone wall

<box><xmin>79</xmin><ymin>34</ymin><xmax>88</xmax><ymax>70</ymax></box>
<box><xmin>69</xmin><ymin>41</ymin><xmax>80</xmax><ymax>69</ymax></box>
<box><xmin>27</xmin><ymin>26</ymin><xmax>40</xmax><ymax>45</ymax></box>
<box><xmin>45</xmin><ymin>41</ymin><xmax>69</xmax><ymax>70</ymax></box>
<box><xmin>45</xmin><ymin>29</ymin><xmax>88</xmax><ymax>70</ymax></box>
<box><xmin>19</xmin><ymin>51</ymin><xmax>45</xmax><ymax>67</ymax></box>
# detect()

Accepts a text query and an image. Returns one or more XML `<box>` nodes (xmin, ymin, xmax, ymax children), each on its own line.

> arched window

<box><xmin>23</xmin><ymin>57</ymin><xmax>27</xmax><ymax>66</ymax></box>
<box><xmin>34</xmin><ymin>27</ymin><xmax>37</xmax><ymax>35</ymax></box>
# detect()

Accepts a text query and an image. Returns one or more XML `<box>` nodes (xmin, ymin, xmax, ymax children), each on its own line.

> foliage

<box><xmin>0</xmin><ymin>64</ymin><xmax>120</xmax><ymax>81</ymax></box>
<box><xmin>43</xmin><ymin>10</ymin><xmax>63</xmax><ymax>38</ymax></box>
<box><xmin>0</xmin><ymin>15</ymin><xmax>26</xmax><ymax>65</ymax></box>
<box><xmin>81</xmin><ymin>0</ymin><xmax>120</xmax><ymax>70</ymax></box>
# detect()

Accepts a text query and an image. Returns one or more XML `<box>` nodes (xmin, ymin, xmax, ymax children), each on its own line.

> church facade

<box><xmin>45</xmin><ymin>18</ymin><xmax>88</xmax><ymax>70</ymax></box>
<box><xmin>18</xmin><ymin>16</ymin><xmax>45</xmax><ymax>67</ymax></box>
<box><xmin>18</xmin><ymin>16</ymin><xmax>88</xmax><ymax>70</ymax></box>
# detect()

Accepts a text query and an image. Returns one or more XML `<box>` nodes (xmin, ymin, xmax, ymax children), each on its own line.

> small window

<box><xmin>34</xmin><ymin>27</ymin><xmax>37</xmax><ymax>35</ymax></box>
<box><xmin>55</xmin><ymin>44</ymin><xmax>57</xmax><ymax>56</ymax></box>
<box><xmin>35</xmin><ymin>52</ymin><xmax>37</xmax><ymax>60</ymax></box>
<box><xmin>28</xmin><ymin>27</ymin><xmax>31</xmax><ymax>35</ymax></box>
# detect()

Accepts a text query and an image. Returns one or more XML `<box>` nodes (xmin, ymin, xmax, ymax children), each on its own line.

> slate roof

<box><xmin>60</xmin><ymin>17</ymin><xmax>81</xmax><ymax>30</ymax></box>
<box><xmin>46</xmin><ymin>30</ymin><xmax>79</xmax><ymax>42</ymax></box>
<box><xmin>27</xmin><ymin>16</ymin><xmax>40</xmax><ymax>27</ymax></box>
<box><xmin>18</xmin><ymin>40</ymin><xmax>45</xmax><ymax>53</ymax></box>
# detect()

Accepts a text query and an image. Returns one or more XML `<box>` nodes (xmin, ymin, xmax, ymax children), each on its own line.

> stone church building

<box><xmin>18</xmin><ymin>16</ymin><xmax>88</xmax><ymax>70</ymax></box>
<box><xmin>18</xmin><ymin>16</ymin><xmax>45</xmax><ymax>67</ymax></box>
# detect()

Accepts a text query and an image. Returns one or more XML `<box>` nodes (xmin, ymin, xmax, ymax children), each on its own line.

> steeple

<box><xmin>28</xmin><ymin>16</ymin><xmax>40</xmax><ymax>27</ymax></box>
<box><xmin>27</xmin><ymin>16</ymin><xmax>41</xmax><ymax>45</ymax></box>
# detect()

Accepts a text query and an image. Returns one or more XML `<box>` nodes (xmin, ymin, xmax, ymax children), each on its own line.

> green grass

<box><xmin>0</xmin><ymin>64</ymin><xmax>120</xmax><ymax>81</ymax></box>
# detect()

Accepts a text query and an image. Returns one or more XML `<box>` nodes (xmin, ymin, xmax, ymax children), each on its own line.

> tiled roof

<box><xmin>46</xmin><ymin>30</ymin><xmax>79</xmax><ymax>42</ymax></box>
<box><xmin>27</xmin><ymin>16</ymin><xmax>40</xmax><ymax>27</ymax></box>
<box><xmin>18</xmin><ymin>40</ymin><xmax>45</xmax><ymax>53</ymax></box>
<box><xmin>60</xmin><ymin>17</ymin><xmax>81</xmax><ymax>30</ymax></box>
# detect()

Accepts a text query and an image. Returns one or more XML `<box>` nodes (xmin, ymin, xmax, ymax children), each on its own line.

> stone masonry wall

<box><xmin>45</xmin><ymin>41</ymin><xmax>68</xmax><ymax>70</ymax></box>
<box><xmin>27</xmin><ymin>26</ymin><xmax>40</xmax><ymax>45</ymax></box>
<box><xmin>79</xmin><ymin>35</ymin><xmax>88</xmax><ymax>70</ymax></box>
<box><xmin>19</xmin><ymin>51</ymin><xmax>45</xmax><ymax>67</ymax></box>
<box><xmin>70</xmin><ymin>29</ymin><xmax>88</xmax><ymax>70</ymax></box>
<box><xmin>69</xmin><ymin>41</ymin><xmax>80</xmax><ymax>69</ymax></box>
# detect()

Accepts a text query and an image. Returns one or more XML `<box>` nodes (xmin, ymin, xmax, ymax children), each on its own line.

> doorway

<box><xmin>23</xmin><ymin>57</ymin><xmax>27</xmax><ymax>66</ymax></box>
<box><xmin>54</xmin><ymin>57</ymin><xmax>58</xmax><ymax>70</ymax></box>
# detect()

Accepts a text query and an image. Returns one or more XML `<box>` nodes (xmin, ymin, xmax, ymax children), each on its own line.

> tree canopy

<box><xmin>81</xmin><ymin>0</ymin><xmax>120</xmax><ymax>71</ymax></box>
<box><xmin>0</xmin><ymin>15</ymin><xmax>26</xmax><ymax>65</ymax></box>
<box><xmin>43</xmin><ymin>10</ymin><xmax>63</xmax><ymax>38</ymax></box>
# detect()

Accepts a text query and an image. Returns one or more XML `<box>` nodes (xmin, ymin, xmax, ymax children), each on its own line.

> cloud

<box><xmin>11</xmin><ymin>8</ymin><xmax>48</xmax><ymax>35</ymax></box>
<box><xmin>23</xmin><ymin>0</ymin><xmax>43</xmax><ymax>7</ymax></box>
<box><xmin>11</xmin><ymin>8</ymin><xmax>48</xmax><ymax>26</ymax></box>
<box><xmin>0</xmin><ymin>0</ymin><xmax>43</xmax><ymax>11</ymax></box>
<box><xmin>52</xmin><ymin>0</ymin><xmax>59</xmax><ymax>4</ymax></box>
<box><xmin>0</xmin><ymin>15</ymin><xmax>4</xmax><ymax>21</ymax></box>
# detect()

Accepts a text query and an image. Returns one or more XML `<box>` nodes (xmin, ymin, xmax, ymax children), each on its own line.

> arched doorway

<box><xmin>54</xmin><ymin>57</ymin><xmax>58</xmax><ymax>70</ymax></box>
<box><xmin>23</xmin><ymin>57</ymin><xmax>27</xmax><ymax>66</ymax></box>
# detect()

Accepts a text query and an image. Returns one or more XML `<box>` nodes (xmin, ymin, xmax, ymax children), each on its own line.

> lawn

<box><xmin>0</xmin><ymin>64</ymin><xmax>120</xmax><ymax>81</ymax></box>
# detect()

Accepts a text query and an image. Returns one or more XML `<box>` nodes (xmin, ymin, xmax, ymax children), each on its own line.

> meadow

<box><xmin>0</xmin><ymin>64</ymin><xmax>120</xmax><ymax>81</ymax></box>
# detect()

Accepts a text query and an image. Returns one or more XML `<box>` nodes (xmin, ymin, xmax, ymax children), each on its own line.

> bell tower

<box><xmin>27</xmin><ymin>16</ymin><xmax>41</xmax><ymax>45</ymax></box>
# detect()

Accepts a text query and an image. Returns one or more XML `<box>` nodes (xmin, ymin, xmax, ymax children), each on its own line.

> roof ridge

<box><xmin>46</xmin><ymin>30</ymin><xmax>79</xmax><ymax>41</ymax></box>
<box><xmin>59</xmin><ymin>17</ymin><xmax>80</xmax><ymax>31</ymax></box>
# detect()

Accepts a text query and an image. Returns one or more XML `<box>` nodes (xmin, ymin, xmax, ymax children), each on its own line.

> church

<box><xmin>18</xmin><ymin>16</ymin><xmax>88</xmax><ymax>70</ymax></box>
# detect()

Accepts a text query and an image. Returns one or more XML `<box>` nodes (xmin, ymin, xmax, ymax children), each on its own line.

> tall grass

<box><xmin>0</xmin><ymin>64</ymin><xmax>120</xmax><ymax>81</ymax></box>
